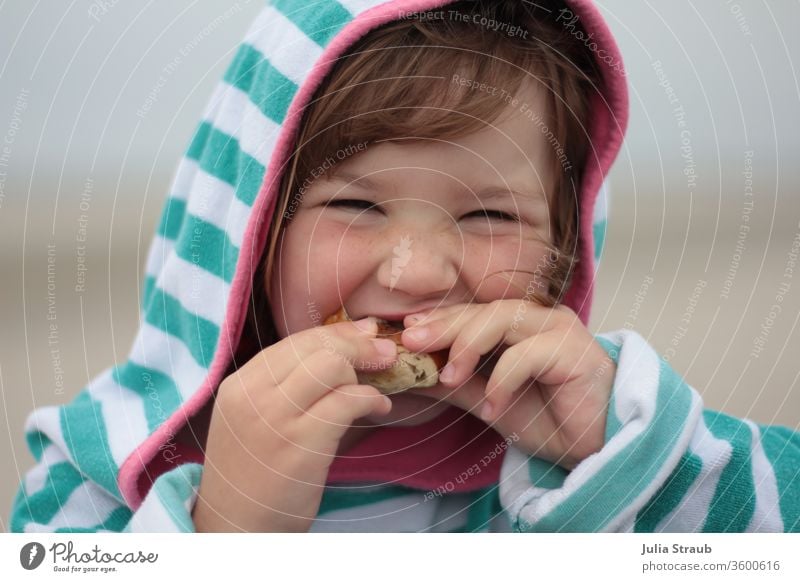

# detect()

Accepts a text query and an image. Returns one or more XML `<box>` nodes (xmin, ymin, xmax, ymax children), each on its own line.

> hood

<box><xmin>35</xmin><ymin>0</ymin><xmax>628</xmax><ymax>510</ymax></box>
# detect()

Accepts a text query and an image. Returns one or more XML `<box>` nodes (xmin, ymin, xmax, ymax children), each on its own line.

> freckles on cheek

<box><xmin>469</xmin><ymin>239</ymin><xmax>539</xmax><ymax>301</ymax></box>
<box><xmin>305</xmin><ymin>223</ymin><xmax>373</xmax><ymax>306</ymax></box>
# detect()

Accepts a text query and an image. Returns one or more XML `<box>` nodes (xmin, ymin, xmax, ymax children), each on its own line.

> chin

<box><xmin>364</xmin><ymin>390</ymin><xmax>450</xmax><ymax>426</ymax></box>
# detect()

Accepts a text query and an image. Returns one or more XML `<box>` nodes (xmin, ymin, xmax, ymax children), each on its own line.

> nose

<box><xmin>376</xmin><ymin>229</ymin><xmax>461</xmax><ymax>297</ymax></box>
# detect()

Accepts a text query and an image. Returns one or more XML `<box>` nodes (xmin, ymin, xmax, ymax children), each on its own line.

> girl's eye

<box><xmin>326</xmin><ymin>199</ymin><xmax>379</xmax><ymax>212</ymax></box>
<box><xmin>463</xmin><ymin>209</ymin><xmax>520</xmax><ymax>222</ymax></box>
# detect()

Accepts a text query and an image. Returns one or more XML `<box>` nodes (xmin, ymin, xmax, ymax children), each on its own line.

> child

<box><xmin>11</xmin><ymin>0</ymin><xmax>799</xmax><ymax>533</ymax></box>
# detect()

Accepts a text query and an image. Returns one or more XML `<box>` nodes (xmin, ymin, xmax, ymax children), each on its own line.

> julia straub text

<box><xmin>641</xmin><ymin>542</ymin><xmax>712</xmax><ymax>555</ymax></box>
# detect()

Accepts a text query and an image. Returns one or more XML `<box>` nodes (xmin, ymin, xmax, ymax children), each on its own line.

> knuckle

<box><xmin>555</xmin><ymin>304</ymin><xmax>578</xmax><ymax>320</ymax></box>
<box><xmin>317</xmin><ymin>344</ymin><xmax>352</xmax><ymax>368</ymax></box>
<box><xmin>313</xmin><ymin>349</ymin><xmax>357</xmax><ymax>382</ymax></box>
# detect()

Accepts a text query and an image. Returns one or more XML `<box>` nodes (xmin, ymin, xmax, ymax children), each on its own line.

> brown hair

<box><xmin>235</xmin><ymin>0</ymin><xmax>603</xmax><ymax>365</ymax></box>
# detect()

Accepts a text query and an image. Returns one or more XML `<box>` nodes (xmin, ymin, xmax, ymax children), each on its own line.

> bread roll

<box><xmin>323</xmin><ymin>306</ymin><xmax>448</xmax><ymax>395</ymax></box>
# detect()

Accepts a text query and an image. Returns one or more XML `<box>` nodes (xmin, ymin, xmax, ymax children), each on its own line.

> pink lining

<box><xmin>119</xmin><ymin>0</ymin><xmax>628</xmax><ymax>510</ymax></box>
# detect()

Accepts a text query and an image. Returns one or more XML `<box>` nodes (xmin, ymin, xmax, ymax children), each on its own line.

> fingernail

<box><xmin>480</xmin><ymin>402</ymin><xmax>493</xmax><ymax>422</ymax></box>
<box><xmin>354</xmin><ymin>317</ymin><xmax>377</xmax><ymax>333</ymax></box>
<box><xmin>439</xmin><ymin>362</ymin><xmax>455</xmax><ymax>383</ymax></box>
<box><xmin>382</xmin><ymin>396</ymin><xmax>392</xmax><ymax>408</ymax></box>
<box><xmin>372</xmin><ymin>338</ymin><xmax>397</xmax><ymax>357</ymax></box>
<box><xmin>404</xmin><ymin>327</ymin><xmax>429</xmax><ymax>342</ymax></box>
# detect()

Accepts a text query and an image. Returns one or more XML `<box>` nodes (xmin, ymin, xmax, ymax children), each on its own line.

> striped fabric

<box><xmin>10</xmin><ymin>0</ymin><xmax>799</xmax><ymax>533</ymax></box>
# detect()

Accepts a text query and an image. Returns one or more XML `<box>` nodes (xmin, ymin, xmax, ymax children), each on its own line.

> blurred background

<box><xmin>1</xmin><ymin>0</ymin><xmax>799</xmax><ymax>531</ymax></box>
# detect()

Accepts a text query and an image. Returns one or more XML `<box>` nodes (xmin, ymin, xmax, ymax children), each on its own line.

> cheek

<box><xmin>465</xmin><ymin>238</ymin><xmax>549</xmax><ymax>301</ymax></box>
<box><xmin>273</xmin><ymin>218</ymin><xmax>375</xmax><ymax>334</ymax></box>
<box><xmin>308</xmin><ymin>221</ymin><xmax>375</xmax><ymax>293</ymax></box>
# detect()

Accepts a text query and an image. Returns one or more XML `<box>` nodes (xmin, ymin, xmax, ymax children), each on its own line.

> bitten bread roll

<box><xmin>323</xmin><ymin>306</ymin><xmax>448</xmax><ymax>395</ymax></box>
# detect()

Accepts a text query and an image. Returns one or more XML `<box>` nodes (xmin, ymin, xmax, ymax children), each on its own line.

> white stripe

<box><xmin>338</xmin><ymin>0</ymin><xmax>383</xmax><ymax>16</ymax></box>
<box><xmin>169</xmin><ymin>157</ymin><xmax>199</xmax><ymax>202</ymax></box>
<box><xmin>23</xmin><ymin>444</ymin><xmax>66</xmax><ymax>497</ymax></box>
<box><xmin>24</xmin><ymin>407</ymin><xmax>70</xmax><ymax>461</ymax></box>
<box><xmin>593</xmin><ymin>177</ymin><xmax>609</xmax><ymax>223</ymax></box>
<box><xmin>156</xmin><ymin>253</ymin><xmax>231</xmax><ymax>327</ymax></box>
<box><xmin>244</xmin><ymin>6</ymin><xmax>324</xmax><ymax>86</ymax></box>
<box><xmin>144</xmin><ymin>234</ymin><xmax>175</xmax><ymax>281</ymax></box>
<box><xmin>203</xmin><ymin>82</ymin><xmax>280</xmax><ymax>168</ymax></box>
<box><xmin>198</xmin><ymin>71</ymin><xmax>227</xmax><ymax>128</ymax></box>
<box><xmin>309</xmin><ymin>492</ymin><xmax>434</xmax><ymax>532</ymax></box>
<box><xmin>617</xmin><ymin>515</ymin><xmax>636</xmax><ymax>532</ymax></box>
<box><xmin>499</xmin><ymin>445</ymin><xmax>541</xmax><ymax>520</ymax></box>
<box><xmin>184</xmin><ymin>167</ymin><xmax>250</xmax><ymax>249</ymax></box>
<box><xmin>129</xmin><ymin>322</ymin><xmax>209</xmax><ymax>403</ymax></box>
<box><xmin>85</xmin><ymin>369</ymin><xmax>150</xmax><ymax>468</ymax></box>
<box><xmin>123</xmin><ymin>489</ymin><xmax>182</xmax><ymax>533</ymax></box>
<box><xmin>655</xmin><ymin>415</ymin><xmax>732</xmax><ymax>532</ymax></box>
<box><xmin>744</xmin><ymin>419</ymin><xmax>784</xmax><ymax>532</ymax></box>
<box><xmin>23</xmin><ymin>480</ymin><xmax>123</xmax><ymax>533</ymax></box>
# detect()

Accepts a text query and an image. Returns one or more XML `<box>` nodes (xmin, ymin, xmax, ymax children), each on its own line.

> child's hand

<box><xmin>192</xmin><ymin>318</ymin><xmax>397</xmax><ymax>532</ymax></box>
<box><xmin>401</xmin><ymin>301</ymin><xmax>615</xmax><ymax>470</ymax></box>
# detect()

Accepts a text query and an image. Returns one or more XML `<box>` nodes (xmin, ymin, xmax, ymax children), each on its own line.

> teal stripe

<box><xmin>158</xmin><ymin>196</ymin><xmax>187</xmax><ymax>240</ymax></box>
<box><xmin>759</xmin><ymin>425</ymin><xmax>800</xmax><ymax>531</ymax></box>
<box><xmin>224</xmin><ymin>45</ymin><xmax>296</xmax><ymax>125</ymax></box>
<box><xmin>186</xmin><ymin>120</ymin><xmax>264</xmax><ymax>206</ymax></box>
<box><xmin>153</xmin><ymin>463</ymin><xmax>203</xmax><ymax>532</ymax></box>
<box><xmin>10</xmin><ymin>462</ymin><xmax>87</xmax><ymax>529</ymax></box>
<box><xmin>634</xmin><ymin>451</ymin><xmax>703</xmax><ymax>532</ymax></box>
<box><xmin>60</xmin><ymin>392</ymin><xmax>120</xmax><ymax>498</ymax></box>
<box><xmin>528</xmin><ymin>456</ymin><xmax>568</xmax><ymax>490</ymax></box>
<box><xmin>174</xmin><ymin>214</ymin><xmax>238</xmax><ymax>284</ymax></box>
<box><xmin>594</xmin><ymin>336</ymin><xmax>623</xmax><ymax>440</ymax></box>
<box><xmin>452</xmin><ymin>485</ymin><xmax>506</xmax><ymax>532</ymax></box>
<box><xmin>112</xmin><ymin>363</ymin><xmax>184</xmax><ymax>434</ymax></box>
<box><xmin>701</xmin><ymin>410</ymin><xmax>755</xmax><ymax>532</ymax></box>
<box><xmin>271</xmin><ymin>0</ymin><xmax>352</xmax><ymax>47</ymax></box>
<box><xmin>518</xmin><ymin>355</ymin><xmax>693</xmax><ymax>532</ymax></box>
<box><xmin>187</xmin><ymin>118</ymin><xmax>212</xmax><ymax>159</ymax></box>
<box><xmin>145</xmin><ymin>286</ymin><xmax>219</xmax><ymax>369</ymax></box>
<box><xmin>142</xmin><ymin>275</ymin><xmax>156</xmax><ymax>312</ymax></box>
<box><xmin>25</xmin><ymin>431</ymin><xmax>53</xmax><ymax>463</ymax></box>
<box><xmin>318</xmin><ymin>485</ymin><xmax>415</xmax><ymax>515</ymax></box>
<box><xmin>593</xmin><ymin>218</ymin><xmax>607</xmax><ymax>262</ymax></box>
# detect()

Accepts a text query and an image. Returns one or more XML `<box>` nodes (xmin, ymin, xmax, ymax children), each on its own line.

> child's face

<box><xmin>269</xmin><ymin>81</ymin><xmax>555</xmax><ymax>426</ymax></box>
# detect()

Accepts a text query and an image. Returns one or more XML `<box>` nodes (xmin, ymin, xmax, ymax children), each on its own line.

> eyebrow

<box><xmin>327</xmin><ymin>171</ymin><xmax>548</xmax><ymax>205</ymax></box>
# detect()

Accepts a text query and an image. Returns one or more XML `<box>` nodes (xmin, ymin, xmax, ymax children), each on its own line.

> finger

<box><xmin>241</xmin><ymin>318</ymin><xmax>386</xmax><ymax>385</ymax></box>
<box><xmin>404</xmin><ymin>300</ymin><xmax>563</xmax><ymax>385</ymax></box>
<box><xmin>400</xmin><ymin>303</ymin><xmax>481</xmax><ymax>352</ymax></box>
<box><xmin>302</xmin><ymin>384</ymin><xmax>391</xmax><ymax>448</ymax></box>
<box><xmin>278</xmin><ymin>341</ymin><xmax>396</xmax><ymax>412</ymax></box>
<box><xmin>483</xmin><ymin>331</ymin><xmax>564</xmax><ymax>421</ymax></box>
<box><xmin>275</xmin><ymin>348</ymin><xmax>357</xmax><ymax>413</ymax></box>
<box><xmin>403</xmin><ymin>303</ymin><xmax>475</xmax><ymax>328</ymax></box>
<box><xmin>403</xmin><ymin>301</ymin><xmax>512</xmax><ymax>383</ymax></box>
<box><xmin>418</xmin><ymin>374</ymin><xmax>488</xmax><ymax>417</ymax></box>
